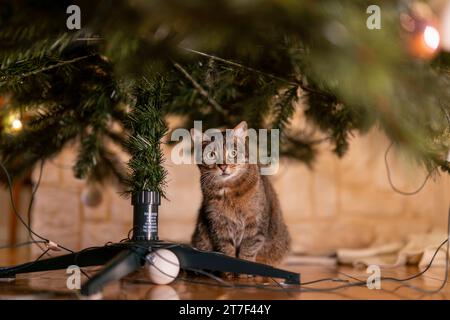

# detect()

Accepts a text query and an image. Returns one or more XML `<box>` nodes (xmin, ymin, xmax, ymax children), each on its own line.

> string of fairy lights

<box><xmin>0</xmin><ymin>0</ymin><xmax>450</xmax><ymax>299</ymax></box>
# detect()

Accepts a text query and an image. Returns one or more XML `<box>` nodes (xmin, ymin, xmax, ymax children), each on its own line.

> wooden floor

<box><xmin>1</xmin><ymin>249</ymin><xmax>450</xmax><ymax>300</ymax></box>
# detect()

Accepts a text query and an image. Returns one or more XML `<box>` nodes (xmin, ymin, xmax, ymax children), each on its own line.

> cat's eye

<box><xmin>227</xmin><ymin>149</ymin><xmax>238</xmax><ymax>159</ymax></box>
<box><xmin>205</xmin><ymin>151</ymin><xmax>216</xmax><ymax>161</ymax></box>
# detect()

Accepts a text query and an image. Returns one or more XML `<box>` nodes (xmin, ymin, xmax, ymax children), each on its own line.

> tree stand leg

<box><xmin>170</xmin><ymin>245</ymin><xmax>300</xmax><ymax>284</ymax></box>
<box><xmin>78</xmin><ymin>242</ymin><xmax>300</xmax><ymax>296</ymax></box>
<box><xmin>0</xmin><ymin>241</ymin><xmax>300</xmax><ymax>296</ymax></box>
<box><xmin>80</xmin><ymin>246</ymin><xmax>145</xmax><ymax>296</ymax></box>
<box><xmin>0</xmin><ymin>245</ymin><xmax>124</xmax><ymax>278</ymax></box>
<box><xmin>0</xmin><ymin>191</ymin><xmax>300</xmax><ymax>297</ymax></box>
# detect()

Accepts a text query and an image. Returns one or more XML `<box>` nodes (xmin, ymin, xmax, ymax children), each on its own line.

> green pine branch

<box><xmin>124</xmin><ymin>76</ymin><xmax>168</xmax><ymax>197</ymax></box>
<box><xmin>1</xmin><ymin>0</ymin><xmax>449</xmax><ymax>186</ymax></box>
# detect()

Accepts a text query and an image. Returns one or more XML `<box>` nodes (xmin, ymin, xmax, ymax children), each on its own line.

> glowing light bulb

<box><xmin>11</xmin><ymin>118</ymin><xmax>23</xmax><ymax>131</ymax></box>
<box><xmin>423</xmin><ymin>25</ymin><xmax>440</xmax><ymax>50</ymax></box>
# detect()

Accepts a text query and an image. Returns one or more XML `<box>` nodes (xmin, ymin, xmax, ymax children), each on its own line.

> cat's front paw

<box><xmin>220</xmin><ymin>272</ymin><xmax>253</xmax><ymax>280</ymax></box>
<box><xmin>220</xmin><ymin>272</ymin><xmax>235</xmax><ymax>280</ymax></box>
<box><xmin>238</xmin><ymin>254</ymin><xmax>256</xmax><ymax>262</ymax></box>
<box><xmin>237</xmin><ymin>273</ymin><xmax>255</xmax><ymax>279</ymax></box>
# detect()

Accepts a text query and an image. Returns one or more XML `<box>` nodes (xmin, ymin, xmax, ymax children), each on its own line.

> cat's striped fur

<box><xmin>190</xmin><ymin>121</ymin><xmax>290</xmax><ymax>266</ymax></box>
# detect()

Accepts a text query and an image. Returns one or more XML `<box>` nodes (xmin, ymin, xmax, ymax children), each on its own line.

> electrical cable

<box><xmin>0</xmin><ymin>160</ymin><xmax>88</xmax><ymax>277</ymax></box>
<box><xmin>0</xmin><ymin>160</ymin><xmax>49</xmax><ymax>244</ymax></box>
<box><xmin>25</xmin><ymin>160</ymin><xmax>49</xmax><ymax>255</ymax></box>
<box><xmin>384</xmin><ymin>142</ymin><xmax>434</xmax><ymax>196</ymax></box>
<box><xmin>0</xmin><ymin>159</ymin><xmax>78</xmax><ymax>254</ymax></box>
<box><xmin>1</xmin><ymin>150</ymin><xmax>449</xmax><ymax>297</ymax></box>
<box><xmin>0</xmin><ymin>249</ymin><xmax>50</xmax><ymax>275</ymax></box>
<box><xmin>135</xmin><ymin>212</ymin><xmax>450</xmax><ymax>296</ymax></box>
<box><xmin>0</xmin><ymin>240</ymin><xmax>47</xmax><ymax>250</ymax></box>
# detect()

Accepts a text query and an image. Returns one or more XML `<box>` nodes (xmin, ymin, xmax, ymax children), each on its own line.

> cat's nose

<box><xmin>218</xmin><ymin>164</ymin><xmax>228</xmax><ymax>172</ymax></box>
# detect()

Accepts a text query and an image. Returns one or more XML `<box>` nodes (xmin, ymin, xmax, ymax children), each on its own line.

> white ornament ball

<box><xmin>81</xmin><ymin>184</ymin><xmax>103</xmax><ymax>208</ymax></box>
<box><xmin>145</xmin><ymin>249</ymin><xmax>180</xmax><ymax>285</ymax></box>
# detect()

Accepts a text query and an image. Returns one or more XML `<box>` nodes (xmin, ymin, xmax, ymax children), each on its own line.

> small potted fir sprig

<box><xmin>125</xmin><ymin>76</ymin><xmax>168</xmax><ymax>241</ymax></box>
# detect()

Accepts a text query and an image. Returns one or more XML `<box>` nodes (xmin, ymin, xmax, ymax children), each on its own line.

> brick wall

<box><xmin>26</xmin><ymin>127</ymin><xmax>450</xmax><ymax>257</ymax></box>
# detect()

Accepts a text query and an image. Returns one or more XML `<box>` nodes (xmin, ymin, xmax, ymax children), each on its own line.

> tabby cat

<box><xmin>190</xmin><ymin>121</ymin><xmax>290</xmax><ymax>266</ymax></box>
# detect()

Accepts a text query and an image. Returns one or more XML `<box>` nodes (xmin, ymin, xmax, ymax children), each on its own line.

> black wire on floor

<box><xmin>130</xmin><ymin>214</ymin><xmax>449</xmax><ymax>296</ymax></box>
<box><xmin>0</xmin><ymin>151</ymin><xmax>449</xmax><ymax>296</ymax></box>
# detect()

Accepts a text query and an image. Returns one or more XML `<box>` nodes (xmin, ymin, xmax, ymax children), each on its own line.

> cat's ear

<box><xmin>233</xmin><ymin>121</ymin><xmax>248</xmax><ymax>138</ymax></box>
<box><xmin>190</xmin><ymin>127</ymin><xmax>202</xmax><ymax>141</ymax></box>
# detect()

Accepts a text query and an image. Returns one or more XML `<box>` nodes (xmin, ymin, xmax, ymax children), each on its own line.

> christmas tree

<box><xmin>0</xmin><ymin>0</ymin><xmax>449</xmax><ymax>192</ymax></box>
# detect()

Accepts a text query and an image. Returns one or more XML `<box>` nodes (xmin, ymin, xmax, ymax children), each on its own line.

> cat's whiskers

<box><xmin>200</xmin><ymin>172</ymin><xmax>217</xmax><ymax>187</ymax></box>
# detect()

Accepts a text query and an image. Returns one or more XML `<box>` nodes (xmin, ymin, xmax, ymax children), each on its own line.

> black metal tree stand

<box><xmin>0</xmin><ymin>190</ymin><xmax>300</xmax><ymax>297</ymax></box>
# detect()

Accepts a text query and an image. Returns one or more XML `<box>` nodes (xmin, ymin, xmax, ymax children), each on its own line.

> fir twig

<box><xmin>182</xmin><ymin>48</ymin><xmax>299</xmax><ymax>87</ymax></box>
<box><xmin>182</xmin><ymin>48</ymin><xmax>326</xmax><ymax>97</ymax></box>
<box><xmin>124</xmin><ymin>76</ymin><xmax>168</xmax><ymax>197</ymax></box>
<box><xmin>172</xmin><ymin>61</ymin><xmax>226</xmax><ymax>115</ymax></box>
<box><xmin>272</xmin><ymin>86</ymin><xmax>299</xmax><ymax>138</ymax></box>
<box><xmin>0</xmin><ymin>54</ymin><xmax>96</xmax><ymax>84</ymax></box>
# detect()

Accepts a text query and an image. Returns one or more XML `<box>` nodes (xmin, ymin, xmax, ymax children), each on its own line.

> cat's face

<box><xmin>191</xmin><ymin>121</ymin><xmax>255</xmax><ymax>187</ymax></box>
